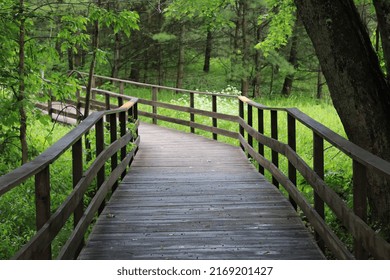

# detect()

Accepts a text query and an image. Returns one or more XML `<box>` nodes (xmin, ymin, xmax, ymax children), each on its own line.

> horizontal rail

<box><xmin>57</xmin><ymin>136</ymin><xmax>140</xmax><ymax>259</ymax></box>
<box><xmin>237</xmin><ymin>117</ymin><xmax>390</xmax><ymax>259</ymax></box>
<box><xmin>138</xmin><ymin>98</ymin><xmax>239</xmax><ymax>122</ymax></box>
<box><xmin>1</xmin><ymin>99</ymin><xmax>138</xmax><ymax>196</ymax></box>
<box><xmin>238</xmin><ymin>96</ymin><xmax>390</xmax><ymax>181</ymax></box>
<box><xmin>1</xmin><ymin>95</ymin><xmax>139</xmax><ymax>260</ymax></box>
<box><xmin>238</xmin><ymin>97</ymin><xmax>390</xmax><ymax>259</ymax></box>
<box><xmin>139</xmin><ymin>111</ymin><xmax>239</xmax><ymax>140</ymax></box>
<box><xmin>71</xmin><ymin>77</ymin><xmax>390</xmax><ymax>259</ymax></box>
<box><xmin>13</xmin><ymin>132</ymin><xmax>139</xmax><ymax>259</ymax></box>
<box><xmin>238</xmin><ymin>134</ymin><xmax>353</xmax><ymax>259</ymax></box>
<box><xmin>88</xmin><ymin>73</ymin><xmax>236</xmax><ymax>98</ymax></box>
<box><xmin>4</xmin><ymin>74</ymin><xmax>390</xmax><ymax>260</ymax></box>
<box><xmin>0</xmin><ymin>112</ymin><xmax>102</xmax><ymax>195</ymax></box>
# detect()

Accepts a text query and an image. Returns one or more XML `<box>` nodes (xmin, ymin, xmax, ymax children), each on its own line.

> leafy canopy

<box><xmin>256</xmin><ymin>0</ymin><xmax>296</xmax><ymax>56</ymax></box>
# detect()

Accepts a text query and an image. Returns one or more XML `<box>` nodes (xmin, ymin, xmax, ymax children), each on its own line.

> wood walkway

<box><xmin>79</xmin><ymin>123</ymin><xmax>324</xmax><ymax>260</ymax></box>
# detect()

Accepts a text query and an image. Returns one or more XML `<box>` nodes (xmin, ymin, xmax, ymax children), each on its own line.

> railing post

<box><xmin>91</xmin><ymin>76</ymin><xmax>96</xmax><ymax>100</ymax></box>
<box><xmin>313</xmin><ymin>132</ymin><xmax>325</xmax><ymax>251</ymax></box>
<box><xmin>110</xmin><ymin>112</ymin><xmax>118</xmax><ymax>192</ymax></box>
<box><xmin>152</xmin><ymin>87</ymin><xmax>158</xmax><ymax>125</ymax></box>
<box><xmin>134</xmin><ymin>102</ymin><xmax>139</xmax><ymax>137</ymax></box>
<box><xmin>72</xmin><ymin>138</ymin><xmax>84</xmax><ymax>256</ymax></box>
<box><xmin>127</xmin><ymin>106</ymin><xmax>136</xmax><ymax>166</ymax></box>
<box><xmin>105</xmin><ymin>93</ymin><xmax>110</xmax><ymax>123</ymax></box>
<box><xmin>119</xmin><ymin>110</ymin><xmax>127</xmax><ymax>180</ymax></box>
<box><xmin>35</xmin><ymin>166</ymin><xmax>51</xmax><ymax>259</ymax></box>
<box><xmin>190</xmin><ymin>92</ymin><xmax>195</xmax><ymax>134</ymax></box>
<box><xmin>258</xmin><ymin>108</ymin><xmax>264</xmax><ymax>174</ymax></box>
<box><xmin>239</xmin><ymin>99</ymin><xmax>245</xmax><ymax>151</ymax></box>
<box><xmin>118</xmin><ymin>96</ymin><xmax>123</xmax><ymax>108</ymax></box>
<box><xmin>271</xmin><ymin>110</ymin><xmax>279</xmax><ymax>188</ymax></box>
<box><xmin>48</xmin><ymin>89</ymin><xmax>53</xmax><ymax>121</ymax></box>
<box><xmin>212</xmin><ymin>95</ymin><xmax>217</xmax><ymax>140</ymax></box>
<box><xmin>119</xmin><ymin>82</ymin><xmax>124</xmax><ymax>96</ymax></box>
<box><xmin>353</xmin><ymin>160</ymin><xmax>368</xmax><ymax>259</ymax></box>
<box><xmin>76</xmin><ymin>89</ymin><xmax>82</xmax><ymax>122</ymax></box>
<box><xmin>247</xmin><ymin>103</ymin><xmax>253</xmax><ymax>159</ymax></box>
<box><xmin>287</xmin><ymin>113</ymin><xmax>297</xmax><ymax>210</ymax></box>
<box><xmin>96</xmin><ymin>118</ymin><xmax>105</xmax><ymax>215</ymax></box>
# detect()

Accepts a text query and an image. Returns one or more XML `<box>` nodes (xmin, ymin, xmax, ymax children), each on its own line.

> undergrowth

<box><xmin>0</xmin><ymin>62</ymin><xmax>355</xmax><ymax>259</ymax></box>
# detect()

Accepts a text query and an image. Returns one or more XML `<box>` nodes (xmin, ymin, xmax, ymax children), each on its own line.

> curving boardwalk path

<box><xmin>79</xmin><ymin>123</ymin><xmax>324</xmax><ymax>260</ymax></box>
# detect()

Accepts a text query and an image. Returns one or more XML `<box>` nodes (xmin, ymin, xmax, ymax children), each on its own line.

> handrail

<box><xmin>81</xmin><ymin>73</ymin><xmax>390</xmax><ymax>259</ymax></box>
<box><xmin>4</xmin><ymin>73</ymin><xmax>390</xmax><ymax>260</ymax></box>
<box><xmin>238</xmin><ymin>96</ymin><xmax>390</xmax><ymax>181</ymax></box>
<box><xmin>0</xmin><ymin>113</ymin><xmax>100</xmax><ymax>195</ymax></box>
<box><xmin>237</xmin><ymin>96</ymin><xmax>390</xmax><ymax>259</ymax></box>
<box><xmin>80</xmin><ymin>72</ymin><xmax>237</xmax><ymax>98</ymax></box>
<box><xmin>0</xmin><ymin>97</ymin><xmax>139</xmax><ymax>259</ymax></box>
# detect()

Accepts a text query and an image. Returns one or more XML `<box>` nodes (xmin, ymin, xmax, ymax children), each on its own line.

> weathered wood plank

<box><xmin>79</xmin><ymin>123</ymin><xmax>324</xmax><ymax>260</ymax></box>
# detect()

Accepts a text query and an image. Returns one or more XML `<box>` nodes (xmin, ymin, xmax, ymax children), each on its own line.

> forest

<box><xmin>1</xmin><ymin>0</ymin><xmax>390</xmax><ymax>259</ymax></box>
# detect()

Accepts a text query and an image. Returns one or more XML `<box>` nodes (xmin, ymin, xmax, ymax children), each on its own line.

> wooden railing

<box><xmin>0</xmin><ymin>95</ymin><xmax>139</xmax><ymax>259</ymax></box>
<box><xmin>3</xmin><ymin>73</ymin><xmax>390</xmax><ymax>260</ymax></box>
<box><xmin>237</xmin><ymin>96</ymin><xmax>390</xmax><ymax>260</ymax></box>
<box><xmin>86</xmin><ymin>74</ymin><xmax>390</xmax><ymax>260</ymax></box>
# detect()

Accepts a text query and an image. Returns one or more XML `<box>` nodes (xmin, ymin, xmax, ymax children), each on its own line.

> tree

<box><xmin>281</xmin><ymin>16</ymin><xmax>299</xmax><ymax>96</ymax></box>
<box><xmin>373</xmin><ymin>0</ymin><xmax>390</xmax><ymax>81</ymax></box>
<box><xmin>79</xmin><ymin>2</ymin><xmax>139</xmax><ymax>119</ymax></box>
<box><xmin>0</xmin><ymin>0</ymin><xmax>54</xmax><ymax>164</ymax></box>
<box><xmin>294</xmin><ymin>0</ymin><xmax>390</xmax><ymax>239</ymax></box>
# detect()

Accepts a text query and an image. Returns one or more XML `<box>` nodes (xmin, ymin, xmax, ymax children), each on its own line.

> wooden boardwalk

<box><xmin>79</xmin><ymin>123</ymin><xmax>324</xmax><ymax>260</ymax></box>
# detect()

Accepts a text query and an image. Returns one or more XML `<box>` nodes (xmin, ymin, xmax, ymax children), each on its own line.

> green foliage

<box><xmin>165</xmin><ymin>0</ymin><xmax>235</xmax><ymax>28</ymax></box>
<box><xmin>264</xmin><ymin>50</ymin><xmax>295</xmax><ymax>76</ymax></box>
<box><xmin>152</xmin><ymin>32</ymin><xmax>177</xmax><ymax>42</ymax></box>
<box><xmin>90</xmin><ymin>6</ymin><xmax>140</xmax><ymax>37</ymax></box>
<box><xmin>256</xmin><ymin>0</ymin><xmax>296</xmax><ymax>56</ymax></box>
<box><xmin>57</xmin><ymin>15</ymin><xmax>90</xmax><ymax>54</ymax></box>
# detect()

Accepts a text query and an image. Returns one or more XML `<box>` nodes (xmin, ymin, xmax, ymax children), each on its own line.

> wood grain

<box><xmin>79</xmin><ymin>123</ymin><xmax>324</xmax><ymax>260</ymax></box>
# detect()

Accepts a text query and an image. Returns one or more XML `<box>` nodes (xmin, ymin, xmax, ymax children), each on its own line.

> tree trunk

<box><xmin>253</xmin><ymin>20</ymin><xmax>264</xmax><ymax>98</ymax></box>
<box><xmin>67</xmin><ymin>48</ymin><xmax>74</xmax><ymax>71</ymax></box>
<box><xmin>373</xmin><ymin>0</ymin><xmax>390</xmax><ymax>82</ymax></box>
<box><xmin>84</xmin><ymin>3</ymin><xmax>100</xmax><ymax>120</ymax></box>
<box><xmin>157</xmin><ymin>8</ymin><xmax>164</xmax><ymax>86</ymax></box>
<box><xmin>269</xmin><ymin>65</ymin><xmax>274</xmax><ymax>94</ymax></box>
<box><xmin>316</xmin><ymin>64</ymin><xmax>323</xmax><ymax>99</ymax></box>
<box><xmin>176</xmin><ymin>24</ymin><xmax>185</xmax><ymax>90</ymax></box>
<box><xmin>18</xmin><ymin>0</ymin><xmax>28</xmax><ymax>165</ymax></box>
<box><xmin>294</xmin><ymin>0</ymin><xmax>390</xmax><ymax>238</ymax></box>
<box><xmin>231</xmin><ymin>0</ymin><xmax>241</xmax><ymax>82</ymax></box>
<box><xmin>240</xmin><ymin>0</ymin><xmax>249</xmax><ymax>97</ymax></box>
<box><xmin>281</xmin><ymin>17</ymin><xmax>299</xmax><ymax>96</ymax></box>
<box><xmin>111</xmin><ymin>33</ymin><xmax>120</xmax><ymax>79</ymax></box>
<box><xmin>203</xmin><ymin>30</ymin><xmax>212</xmax><ymax>73</ymax></box>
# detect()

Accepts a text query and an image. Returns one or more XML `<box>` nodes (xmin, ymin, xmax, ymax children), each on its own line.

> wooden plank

<box><xmin>79</xmin><ymin>123</ymin><xmax>324</xmax><ymax>260</ymax></box>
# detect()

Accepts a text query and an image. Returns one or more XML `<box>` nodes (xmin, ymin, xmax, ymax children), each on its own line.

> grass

<box><xmin>108</xmin><ymin>79</ymin><xmax>354</xmax><ymax>256</ymax></box>
<box><xmin>0</xmin><ymin>57</ymin><xmax>355</xmax><ymax>259</ymax></box>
